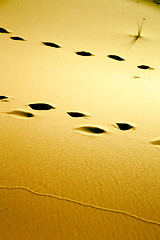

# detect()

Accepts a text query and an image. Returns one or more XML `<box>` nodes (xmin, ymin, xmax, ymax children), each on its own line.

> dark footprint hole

<box><xmin>114</xmin><ymin>123</ymin><xmax>135</xmax><ymax>131</ymax></box>
<box><xmin>42</xmin><ymin>42</ymin><xmax>61</xmax><ymax>48</ymax></box>
<box><xmin>67</xmin><ymin>112</ymin><xmax>90</xmax><ymax>118</ymax></box>
<box><xmin>28</xmin><ymin>103</ymin><xmax>55</xmax><ymax>110</ymax></box>
<box><xmin>150</xmin><ymin>139</ymin><xmax>160</xmax><ymax>146</ymax></box>
<box><xmin>6</xmin><ymin>110</ymin><xmax>34</xmax><ymax>118</ymax></box>
<box><xmin>0</xmin><ymin>96</ymin><xmax>8</xmax><ymax>100</ymax></box>
<box><xmin>137</xmin><ymin>65</ymin><xmax>154</xmax><ymax>70</ymax></box>
<box><xmin>107</xmin><ymin>55</ymin><xmax>125</xmax><ymax>61</ymax></box>
<box><xmin>75</xmin><ymin>51</ymin><xmax>94</xmax><ymax>56</ymax></box>
<box><xmin>76</xmin><ymin>126</ymin><xmax>106</xmax><ymax>134</ymax></box>
<box><xmin>0</xmin><ymin>27</ymin><xmax>10</xmax><ymax>33</ymax></box>
<box><xmin>133</xmin><ymin>76</ymin><xmax>141</xmax><ymax>79</ymax></box>
<box><xmin>10</xmin><ymin>36</ymin><xmax>26</xmax><ymax>41</ymax></box>
<box><xmin>153</xmin><ymin>1</ymin><xmax>160</xmax><ymax>5</ymax></box>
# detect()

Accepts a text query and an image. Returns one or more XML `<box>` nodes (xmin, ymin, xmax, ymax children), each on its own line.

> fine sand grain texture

<box><xmin>0</xmin><ymin>0</ymin><xmax>160</xmax><ymax>239</ymax></box>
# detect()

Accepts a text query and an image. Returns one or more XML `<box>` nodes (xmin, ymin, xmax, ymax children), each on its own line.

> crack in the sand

<box><xmin>0</xmin><ymin>186</ymin><xmax>160</xmax><ymax>226</ymax></box>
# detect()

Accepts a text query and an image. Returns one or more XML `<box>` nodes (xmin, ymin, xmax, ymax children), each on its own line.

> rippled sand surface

<box><xmin>0</xmin><ymin>0</ymin><xmax>160</xmax><ymax>239</ymax></box>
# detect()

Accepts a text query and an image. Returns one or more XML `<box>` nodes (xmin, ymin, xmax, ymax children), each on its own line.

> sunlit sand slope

<box><xmin>0</xmin><ymin>0</ymin><xmax>160</xmax><ymax>239</ymax></box>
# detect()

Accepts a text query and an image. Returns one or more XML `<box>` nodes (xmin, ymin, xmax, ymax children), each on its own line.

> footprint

<box><xmin>0</xmin><ymin>96</ymin><xmax>8</xmax><ymax>100</ymax></box>
<box><xmin>133</xmin><ymin>76</ymin><xmax>140</xmax><ymax>79</ymax></box>
<box><xmin>107</xmin><ymin>55</ymin><xmax>125</xmax><ymax>61</ymax></box>
<box><xmin>75</xmin><ymin>51</ymin><xmax>94</xmax><ymax>56</ymax></box>
<box><xmin>28</xmin><ymin>103</ymin><xmax>55</xmax><ymax>110</ymax></box>
<box><xmin>10</xmin><ymin>36</ymin><xmax>26</xmax><ymax>41</ymax></box>
<box><xmin>6</xmin><ymin>110</ymin><xmax>34</xmax><ymax>118</ymax></box>
<box><xmin>113</xmin><ymin>123</ymin><xmax>135</xmax><ymax>131</ymax></box>
<box><xmin>67</xmin><ymin>112</ymin><xmax>90</xmax><ymax>118</ymax></box>
<box><xmin>0</xmin><ymin>27</ymin><xmax>10</xmax><ymax>33</ymax></box>
<box><xmin>153</xmin><ymin>0</ymin><xmax>160</xmax><ymax>5</ymax></box>
<box><xmin>137</xmin><ymin>65</ymin><xmax>154</xmax><ymax>70</ymax></box>
<box><xmin>150</xmin><ymin>139</ymin><xmax>160</xmax><ymax>146</ymax></box>
<box><xmin>42</xmin><ymin>42</ymin><xmax>61</xmax><ymax>48</ymax></box>
<box><xmin>76</xmin><ymin>126</ymin><xmax>106</xmax><ymax>134</ymax></box>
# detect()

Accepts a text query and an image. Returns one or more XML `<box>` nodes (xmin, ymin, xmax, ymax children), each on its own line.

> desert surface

<box><xmin>0</xmin><ymin>0</ymin><xmax>160</xmax><ymax>239</ymax></box>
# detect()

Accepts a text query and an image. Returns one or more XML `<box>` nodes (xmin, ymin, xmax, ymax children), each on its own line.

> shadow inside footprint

<box><xmin>28</xmin><ymin>103</ymin><xmax>55</xmax><ymax>110</ymax></box>
<box><xmin>153</xmin><ymin>1</ymin><xmax>160</xmax><ymax>5</ymax></box>
<box><xmin>75</xmin><ymin>51</ymin><xmax>94</xmax><ymax>56</ymax></box>
<box><xmin>0</xmin><ymin>27</ymin><xmax>10</xmax><ymax>33</ymax></box>
<box><xmin>107</xmin><ymin>55</ymin><xmax>125</xmax><ymax>61</ymax></box>
<box><xmin>67</xmin><ymin>112</ymin><xmax>90</xmax><ymax>118</ymax></box>
<box><xmin>114</xmin><ymin>123</ymin><xmax>135</xmax><ymax>131</ymax></box>
<box><xmin>0</xmin><ymin>96</ymin><xmax>8</xmax><ymax>100</ymax></box>
<box><xmin>137</xmin><ymin>65</ymin><xmax>154</xmax><ymax>70</ymax></box>
<box><xmin>6</xmin><ymin>110</ymin><xmax>34</xmax><ymax>118</ymax></box>
<box><xmin>42</xmin><ymin>42</ymin><xmax>61</xmax><ymax>48</ymax></box>
<box><xmin>133</xmin><ymin>76</ymin><xmax>140</xmax><ymax>79</ymax></box>
<box><xmin>76</xmin><ymin>126</ymin><xmax>106</xmax><ymax>134</ymax></box>
<box><xmin>150</xmin><ymin>139</ymin><xmax>160</xmax><ymax>146</ymax></box>
<box><xmin>10</xmin><ymin>36</ymin><xmax>26</xmax><ymax>41</ymax></box>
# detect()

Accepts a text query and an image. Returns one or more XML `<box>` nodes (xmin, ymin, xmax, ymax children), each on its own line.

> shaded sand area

<box><xmin>0</xmin><ymin>0</ymin><xmax>160</xmax><ymax>239</ymax></box>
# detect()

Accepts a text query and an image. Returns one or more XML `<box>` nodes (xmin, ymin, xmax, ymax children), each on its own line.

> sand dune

<box><xmin>0</xmin><ymin>0</ymin><xmax>160</xmax><ymax>239</ymax></box>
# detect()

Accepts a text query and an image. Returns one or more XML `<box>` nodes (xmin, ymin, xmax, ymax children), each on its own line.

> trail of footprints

<box><xmin>0</xmin><ymin>26</ymin><xmax>159</xmax><ymax>144</ymax></box>
<box><xmin>1</xmin><ymin>96</ymin><xmax>159</xmax><ymax>146</ymax></box>
<box><xmin>0</xmin><ymin>97</ymin><xmax>135</xmax><ymax>132</ymax></box>
<box><xmin>0</xmin><ymin>26</ymin><xmax>155</xmax><ymax>70</ymax></box>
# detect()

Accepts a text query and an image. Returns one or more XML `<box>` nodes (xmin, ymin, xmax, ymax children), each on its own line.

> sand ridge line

<box><xmin>0</xmin><ymin>186</ymin><xmax>160</xmax><ymax>226</ymax></box>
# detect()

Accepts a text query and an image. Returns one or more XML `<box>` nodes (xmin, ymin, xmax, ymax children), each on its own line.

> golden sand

<box><xmin>0</xmin><ymin>0</ymin><xmax>160</xmax><ymax>239</ymax></box>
